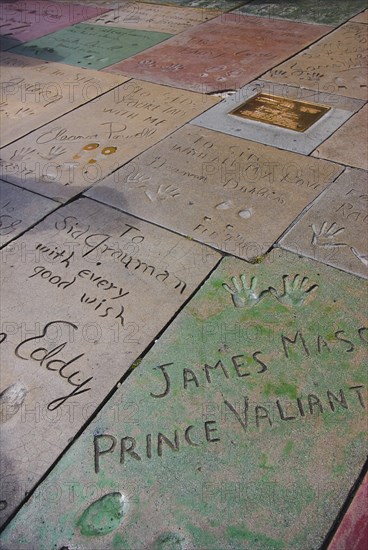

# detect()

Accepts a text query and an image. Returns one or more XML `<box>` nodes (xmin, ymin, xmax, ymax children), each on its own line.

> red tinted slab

<box><xmin>0</xmin><ymin>0</ymin><xmax>109</xmax><ymax>44</ymax></box>
<box><xmin>104</xmin><ymin>13</ymin><xmax>332</xmax><ymax>93</ymax></box>
<box><xmin>328</xmin><ymin>474</ymin><xmax>368</xmax><ymax>550</ymax></box>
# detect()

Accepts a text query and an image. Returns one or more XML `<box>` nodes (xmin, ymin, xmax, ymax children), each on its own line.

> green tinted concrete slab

<box><xmin>235</xmin><ymin>0</ymin><xmax>368</xmax><ymax>26</ymax></box>
<box><xmin>11</xmin><ymin>23</ymin><xmax>172</xmax><ymax>70</ymax></box>
<box><xmin>279</xmin><ymin>168</ymin><xmax>368</xmax><ymax>279</ymax></box>
<box><xmin>1</xmin><ymin>251</ymin><xmax>367</xmax><ymax>549</ymax></box>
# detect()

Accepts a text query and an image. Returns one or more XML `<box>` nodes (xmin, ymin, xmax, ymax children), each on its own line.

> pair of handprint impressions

<box><xmin>311</xmin><ymin>221</ymin><xmax>368</xmax><ymax>266</ymax></box>
<box><xmin>223</xmin><ymin>273</ymin><xmax>318</xmax><ymax>309</ymax></box>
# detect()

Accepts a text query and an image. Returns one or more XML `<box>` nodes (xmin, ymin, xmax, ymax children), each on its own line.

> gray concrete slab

<box><xmin>191</xmin><ymin>80</ymin><xmax>364</xmax><ymax>154</ymax></box>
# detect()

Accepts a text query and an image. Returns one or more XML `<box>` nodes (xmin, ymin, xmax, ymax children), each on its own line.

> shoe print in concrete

<box><xmin>1</xmin><ymin>251</ymin><xmax>367</xmax><ymax>548</ymax></box>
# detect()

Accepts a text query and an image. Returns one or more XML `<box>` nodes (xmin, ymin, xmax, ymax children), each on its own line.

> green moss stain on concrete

<box><xmin>77</xmin><ymin>492</ymin><xmax>125</xmax><ymax>536</ymax></box>
<box><xmin>226</xmin><ymin>526</ymin><xmax>284</xmax><ymax>549</ymax></box>
<box><xmin>1</xmin><ymin>251</ymin><xmax>367</xmax><ymax>549</ymax></box>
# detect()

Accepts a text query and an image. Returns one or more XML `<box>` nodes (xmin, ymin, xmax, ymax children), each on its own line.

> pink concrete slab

<box><xmin>0</xmin><ymin>0</ymin><xmax>110</xmax><ymax>44</ymax></box>
<box><xmin>351</xmin><ymin>9</ymin><xmax>368</xmax><ymax>23</ymax></box>
<box><xmin>264</xmin><ymin>23</ymin><xmax>368</xmax><ymax>100</ymax></box>
<box><xmin>103</xmin><ymin>13</ymin><xmax>332</xmax><ymax>93</ymax></box>
<box><xmin>328</xmin><ymin>474</ymin><xmax>368</xmax><ymax>550</ymax></box>
<box><xmin>312</xmin><ymin>105</ymin><xmax>368</xmax><ymax>170</ymax></box>
<box><xmin>86</xmin><ymin>3</ymin><xmax>221</xmax><ymax>35</ymax></box>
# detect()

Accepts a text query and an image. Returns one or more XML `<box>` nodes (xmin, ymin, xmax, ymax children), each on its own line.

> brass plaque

<box><xmin>230</xmin><ymin>93</ymin><xmax>331</xmax><ymax>132</ymax></box>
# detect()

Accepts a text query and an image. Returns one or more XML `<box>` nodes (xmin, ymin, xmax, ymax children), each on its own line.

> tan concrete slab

<box><xmin>0</xmin><ymin>196</ymin><xmax>220</xmax><ymax>526</ymax></box>
<box><xmin>264</xmin><ymin>23</ymin><xmax>368</xmax><ymax>100</ymax></box>
<box><xmin>86</xmin><ymin>125</ymin><xmax>342</xmax><ymax>260</ymax></box>
<box><xmin>0</xmin><ymin>80</ymin><xmax>219</xmax><ymax>202</ymax></box>
<box><xmin>0</xmin><ymin>180</ymin><xmax>58</xmax><ymax>248</ymax></box>
<box><xmin>312</xmin><ymin>105</ymin><xmax>368</xmax><ymax>170</ymax></box>
<box><xmin>86</xmin><ymin>3</ymin><xmax>221</xmax><ymax>34</ymax></box>
<box><xmin>1</xmin><ymin>251</ymin><xmax>367</xmax><ymax>549</ymax></box>
<box><xmin>351</xmin><ymin>9</ymin><xmax>368</xmax><ymax>23</ymax></box>
<box><xmin>0</xmin><ymin>53</ymin><xmax>129</xmax><ymax>147</ymax></box>
<box><xmin>104</xmin><ymin>14</ymin><xmax>332</xmax><ymax>93</ymax></box>
<box><xmin>279</xmin><ymin>168</ymin><xmax>368</xmax><ymax>279</ymax></box>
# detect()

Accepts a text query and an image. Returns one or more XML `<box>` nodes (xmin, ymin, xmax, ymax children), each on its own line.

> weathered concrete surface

<box><xmin>0</xmin><ymin>80</ymin><xmax>218</xmax><ymax>201</ymax></box>
<box><xmin>312</xmin><ymin>105</ymin><xmax>368</xmax><ymax>171</ymax></box>
<box><xmin>104</xmin><ymin>14</ymin><xmax>332</xmax><ymax>93</ymax></box>
<box><xmin>235</xmin><ymin>0</ymin><xmax>368</xmax><ymax>26</ymax></box>
<box><xmin>0</xmin><ymin>52</ymin><xmax>129</xmax><ymax>147</ymax></box>
<box><xmin>12</xmin><ymin>23</ymin><xmax>172</xmax><ymax>70</ymax></box>
<box><xmin>0</xmin><ymin>179</ymin><xmax>57</xmax><ymax>248</ymax></box>
<box><xmin>86</xmin><ymin>3</ymin><xmax>220</xmax><ymax>34</ymax></box>
<box><xmin>0</xmin><ymin>0</ymin><xmax>109</xmax><ymax>44</ymax></box>
<box><xmin>191</xmin><ymin>80</ymin><xmax>365</xmax><ymax>154</ymax></box>
<box><xmin>279</xmin><ymin>168</ymin><xmax>368</xmax><ymax>279</ymax></box>
<box><xmin>264</xmin><ymin>23</ymin><xmax>368</xmax><ymax>100</ymax></box>
<box><xmin>0</xmin><ymin>251</ymin><xmax>367</xmax><ymax>549</ymax></box>
<box><xmin>87</xmin><ymin>124</ymin><xmax>342</xmax><ymax>260</ymax></box>
<box><xmin>0</xmin><ymin>196</ymin><xmax>220</xmax><ymax>526</ymax></box>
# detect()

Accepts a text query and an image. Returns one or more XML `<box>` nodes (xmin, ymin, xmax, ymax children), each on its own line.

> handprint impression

<box><xmin>222</xmin><ymin>275</ymin><xmax>269</xmax><ymax>309</ymax></box>
<box><xmin>311</xmin><ymin>222</ymin><xmax>347</xmax><ymax>248</ymax></box>
<box><xmin>269</xmin><ymin>275</ymin><xmax>318</xmax><ymax>307</ymax></box>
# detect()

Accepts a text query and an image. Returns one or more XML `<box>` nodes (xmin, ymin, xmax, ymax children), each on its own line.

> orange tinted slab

<box><xmin>104</xmin><ymin>14</ymin><xmax>332</xmax><ymax>93</ymax></box>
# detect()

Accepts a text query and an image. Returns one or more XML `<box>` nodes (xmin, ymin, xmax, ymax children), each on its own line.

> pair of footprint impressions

<box><xmin>73</xmin><ymin>143</ymin><xmax>118</xmax><ymax>164</ymax></box>
<box><xmin>223</xmin><ymin>274</ymin><xmax>318</xmax><ymax>308</ymax></box>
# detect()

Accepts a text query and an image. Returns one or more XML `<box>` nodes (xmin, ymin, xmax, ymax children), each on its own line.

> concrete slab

<box><xmin>0</xmin><ymin>80</ymin><xmax>219</xmax><ymax>202</ymax></box>
<box><xmin>86</xmin><ymin>124</ymin><xmax>342</xmax><ymax>260</ymax></box>
<box><xmin>86</xmin><ymin>3</ymin><xmax>220</xmax><ymax>34</ymax></box>
<box><xmin>0</xmin><ymin>180</ymin><xmax>57</xmax><ymax>248</ymax></box>
<box><xmin>312</xmin><ymin>105</ymin><xmax>368</xmax><ymax>170</ymax></box>
<box><xmin>264</xmin><ymin>23</ymin><xmax>368</xmax><ymax>100</ymax></box>
<box><xmin>279</xmin><ymin>168</ymin><xmax>368</xmax><ymax>279</ymax></box>
<box><xmin>235</xmin><ymin>0</ymin><xmax>368</xmax><ymax>26</ymax></box>
<box><xmin>351</xmin><ymin>9</ymin><xmax>368</xmax><ymax>23</ymax></box>
<box><xmin>141</xmin><ymin>0</ymin><xmax>248</xmax><ymax>10</ymax></box>
<box><xmin>1</xmin><ymin>251</ymin><xmax>367</xmax><ymax>549</ymax></box>
<box><xmin>191</xmin><ymin>80</ymin><xmax>365</xmax><ymax>154</ymax></box>
<box><xmin>12</xmin><ymin>23</ymin><xmax>172</xmax><ymax>70</ymax></box>
<box><xmin>328</xmin><ymin>474</ymin><xmax>368</xmax><ymax>550</ymax></box>
<box><xmin>103</xmin><ymin>14</ymin><xmax>332</xmax><ymax>93</ymax></box>
<box><xmin>0</xmin><ymin>196</ymin><xmax>220</xmax><ymax>526</ymax></box>
<box><xmin>0</xmin><ymin>52</ymin><xmax>129</xmax><ymax>147</ymax></box>
<box><xmin>0</xmin><ymin>0</ymin><xmax>109</xmax><ymax>44</ymax></box>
